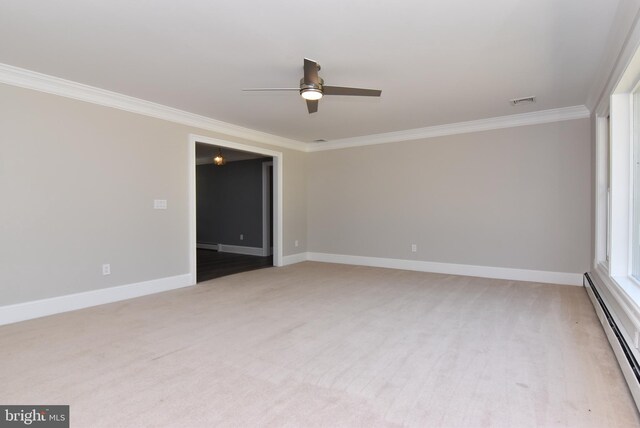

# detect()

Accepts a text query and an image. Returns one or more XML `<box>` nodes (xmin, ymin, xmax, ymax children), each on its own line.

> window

<box><xmin>633</xmin><ymin>92</ymin><xmax>640</xmax><ymax>279</ymax></box>
<box><xmin>594</xmin><ymin>46</ymin><xmax>640</xmax><ymax>305</ymax></box>
<box><xmin>591</xmin><ymin>17</ymin><xmax>640</xmax><ymax>375</ymax></box>
<box><xmin>606</xmin><ymin>115</ymin><xmax>611</xmax><ymax>264</ymax></box>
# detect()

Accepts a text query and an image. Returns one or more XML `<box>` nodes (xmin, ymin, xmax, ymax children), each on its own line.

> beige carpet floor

<box><xmin>1</xmin><ymin>262</ymin><xmax>639</xmax><ymax>427</ymax></box>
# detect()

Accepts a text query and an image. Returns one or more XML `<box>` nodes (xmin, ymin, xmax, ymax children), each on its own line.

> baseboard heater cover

<box><xmin>583</xmin><ymin>273</ymin><xmax>640</xmax><ymax>384</ymax></box>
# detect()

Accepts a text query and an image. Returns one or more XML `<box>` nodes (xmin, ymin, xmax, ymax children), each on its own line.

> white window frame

<box><xmin>634</xmin><ymin>92</ymin><xmax>640</xmax><ymax>280</ymax></box>
<box><xmin>595</xmin><ymin>114</ymin><xmax>611</xmax><ymax>270</ymax></box>
<box><xmin>594</xmin><ymin>46</ymin><xmax>640</xmax><ymax>315</ymax></box>
<box><xmin>608</xmin><ymin>93</ymin><xmax>633</xmax><ymax>281</ymax></box>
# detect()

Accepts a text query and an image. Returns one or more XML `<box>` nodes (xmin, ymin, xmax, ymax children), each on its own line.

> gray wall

<box><xmin>197</xmin><ymin>158</ymin><xmax>270</xmax><ymax>248</ymax></box>
<box><xmin>307</xmin><ymin>118</ymin><xmax>591</xmax><ymax>274</ymax></box>
<box><xmin>0</xmin><ymin>83</ymin><xmax>307</xmax><ymax>306</ymax></box>
<box><xmin>0</xmin><ymin>79</ymin><xmax>591</xmax><ymax>309</ymax></box>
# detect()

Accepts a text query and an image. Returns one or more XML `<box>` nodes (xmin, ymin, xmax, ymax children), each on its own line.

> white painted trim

<box><xmin>595</xmin><ymin>115</ymin><xmax>610</xmax><ymax>268</ymax></box>
<box><xmin>189</xmin><ymin>134</ymin><xmax>283</xmax><ymax>276</ymax></box>
<box><xmin>0</xmin><ymin>63</ymin><xmax>594</xmax><ymax>153</ymax></box>
<box><xmin>274</xmin><ymin>155</ymin><xmax>283</xmax><ymax>266</ymax></box>
<box><xmin>0</xmin><ymin>274</ymin><xmax>193</xmax><ymax>326</ymax></box>
<box><xmin>197</xmin><ymin>243</ymin><xmax>219</xmax><ymax>251</ymax></box>
<box><xmin>198</xmin><ymin>243</ymin><xmax>269</xmax><ymax>256</ymax></box>
<box><xmin>188</xmin><ymin>140</ymin><xmax>197</xmax><ymax>284</ymax></box>
<box><xmin>609</xmin><ymin>94</ymin><xmax>633</xmax><ymax>277</ymax></box>
<box><xmin>593</xmin><ymin>264</ymin><xmax>640</xmax><ymax>334</ymax></box>
<box><xmin>0</xmin><ymin>63</ymin><xmax>305</xmax><ymax>152</ymax></box>
<box><xmin>308</xmin><ymin>106</ymin><xmax>590</xmax><ymax>152</ymax></box>
<box><xmin>282</xmin><ymin>252</ymin><xmax>309</xmax><ymax>266</ymax></box>
<box><xmin>306</xmin><ymin>252</ymin><xmax>583</xmax><ymax>285</ymax></box>
<box><xmin>262</xmin><ymin>161</ymin><xmax>273</xmax><ymax>257</ymax></box>
<box><xmin>218</xmin><ymin>244</ymin><xmax>266</xmax><ymax>256</ymax></box>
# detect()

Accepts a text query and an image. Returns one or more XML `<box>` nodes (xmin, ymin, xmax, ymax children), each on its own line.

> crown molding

<box><xmin>307</xmin><ymin>105</ymin><xmax>591</xmax><ymax>152</ymax></box>
<box><xmin>0</xmin><ymin>63</ymin><xmax>307</xmax><ymax>152</ymax></box>
<box><xmin>0</xmin><ymin>63</ymin><xmax>591</xmax><ymax>154</ymax></box>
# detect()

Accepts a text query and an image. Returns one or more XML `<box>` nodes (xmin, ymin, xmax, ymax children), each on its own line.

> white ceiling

<box><xmin>0</xmin><ymin>0</ymin><xmax>623</xmax><ymax>142</ymax></box>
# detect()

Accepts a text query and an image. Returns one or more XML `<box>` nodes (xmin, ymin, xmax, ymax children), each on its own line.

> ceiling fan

<box><xmin>243</xmin><ymin>58</ymin><xmax>382</xmax><ymax>114</ymax></box>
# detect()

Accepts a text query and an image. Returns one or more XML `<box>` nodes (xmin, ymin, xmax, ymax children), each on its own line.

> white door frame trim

<box><xmin>189</xmin><ymin>134</ymin><xmax>283</xmax><ymax>283</ymax></box>
<box><xmin>262</xmin><ymin>161</ymin><xmax>273</xmax><ymax>257</ymax></box>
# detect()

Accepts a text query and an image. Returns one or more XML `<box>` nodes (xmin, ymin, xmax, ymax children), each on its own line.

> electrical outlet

<box><xmin>295</xmin><ymin>240</ymin><xmax>299</xmax><ymax>247</ymax></box>
<box><xmin>102</xmin><ymin>264</ymin><xmax>111</xmax><ymax>275</ymax></box>
<box><xmin>411</xmin><ymin>244</ymin><xmax>417</xmax><ymax>252</ymax></box>
<box><xmin>240</xmin><ymin>234</ymin><xmax>244</xmax><ymax>241</ymax></box>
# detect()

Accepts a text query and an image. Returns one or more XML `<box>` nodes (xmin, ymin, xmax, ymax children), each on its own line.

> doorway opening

<box><xmin>188</xmin><ymin>135</ymin><xmax>282</xmax><ymax>284</ymax></box>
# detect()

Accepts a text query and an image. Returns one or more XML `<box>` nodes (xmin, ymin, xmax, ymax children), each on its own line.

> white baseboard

<box><xmin>197</xmin><ymin>243</ymin><xmax>219</xmax><ymax>251</ymax></box>
<box><xmin>282</xmin><ymin>252</ymin><xmax>309</xmax><ymax>266</ymax></box>
<box><xmin>198</xmin><ymin>243</ymin><xmax>268</xmax><ymax>256</ymax></box>
<box><xmin>305</xmin><ymin>252</ymin><xmax>583</xmax><ymax>286</ymax></box>
<box><xmin>218</xmin><ymin>244</ymin><xmax>266</xmax><ymax>256</ymax></box>
<box><xmin>0</xmin><ymin>273</ymin><xmax>194</xmax><ymax>326</ymax></box>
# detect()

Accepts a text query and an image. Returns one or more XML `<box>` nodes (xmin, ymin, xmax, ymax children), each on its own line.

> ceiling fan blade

<box><xmin>304</xmin><ymin>58</ymin><xmax>320</xmax><ymax>84</ymax></box>
<box><xmin>323</xmin><ymin>86</ymin><xmax>382</xmax><ymax>97</ymax></box>
<box><xmin>242</xmin><ymin>88</ymin><xmax>299</xmax><ymax>91</ymax></box>
<box><xmin>306</xmin><ymin>99</ymin><xmax>318</xmax><ymax>114</ymax></box>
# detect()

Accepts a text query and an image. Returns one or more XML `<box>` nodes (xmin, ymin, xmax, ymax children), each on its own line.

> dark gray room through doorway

<box><xmin>195</xmin><ymin>143</ymin><xmax>274</xmax><ymax>281</ymax></box>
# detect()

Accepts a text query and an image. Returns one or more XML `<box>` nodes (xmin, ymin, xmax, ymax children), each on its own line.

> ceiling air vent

<box><xmin>510</xmin><ymin>96</ymin><xmax>536</xmax><ymax>106</ymax></box>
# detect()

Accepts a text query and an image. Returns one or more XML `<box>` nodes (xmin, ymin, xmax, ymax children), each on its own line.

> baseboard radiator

<box><xmin>584</xmin><ymin>273</ymin><xmax>640</xmax><ymax>407</ymax></box>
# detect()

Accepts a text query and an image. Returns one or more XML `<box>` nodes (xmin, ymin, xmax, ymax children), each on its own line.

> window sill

<box><xmin>593</xmin><ymin>264</ymin><xmax>640</xmax><ymax>329</ymax></box>
<box><xmin>611</xmin><ymin>275</ymin><xmax>640</xmax><ymax>306</ymax></box>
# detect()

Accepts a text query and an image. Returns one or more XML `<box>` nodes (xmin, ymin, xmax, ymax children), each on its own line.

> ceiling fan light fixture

<box><xmin>244</xmin><ymin>59</ymin><xmax>381</xmax><ymax>113</ymax></box>
<box><xmin>300</xmin><ymin>88</ymin><xmax>323</xmax><ymax>101</ymax></box>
